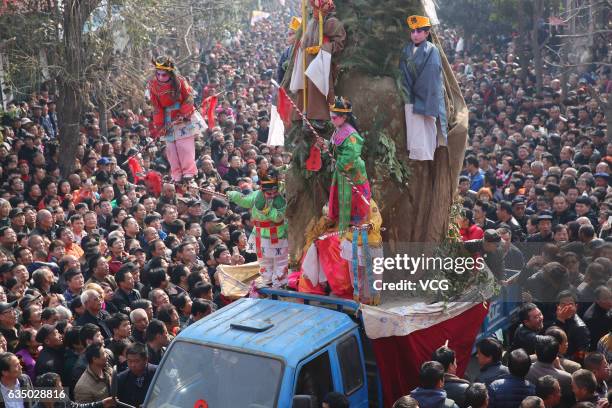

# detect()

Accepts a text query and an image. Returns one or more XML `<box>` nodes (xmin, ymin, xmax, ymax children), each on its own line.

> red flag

<box><xmin>144</xmin><ymin>171</ymin><xmax>162</xmax><ymax>197</ymax></box>
<box><xmin>201</xmin><ymin>95</ymin><xmax>218</xmax><ymax>128</ymax></box>
<box><xmin>276</xmin><ymin>87</ymin><xmax>293</xmax><ymax>126</ymax></box>
<box><xmin>305</xmin><ymin>144</ymin><xmax>322</xmax><ymax>171</ymax></box>
<box><xmin>127</xmin><ymin>156</ymin><xmax>144</xmax><ymax>183</ymax></box>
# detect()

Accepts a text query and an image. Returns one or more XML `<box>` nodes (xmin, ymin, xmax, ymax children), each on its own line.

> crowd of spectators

<box><xmin>0</xmin><ymin>5</ymin><xmax>608</xmax><ymax>408</ymax></box>
<box><xmin>401</xmin><ymin>26</ymin><xmax>611</xmax><ymax>408</ymax></box>
<box><xmin>0</xmin><ymin>11</ymin><xmax>292</xmax><ymax>407</ymax></box>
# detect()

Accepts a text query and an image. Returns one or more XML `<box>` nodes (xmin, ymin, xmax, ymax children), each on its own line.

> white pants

<box><xmin>248</xmin><ymin>234</ymin><xmax>289</xmax><ymax>288</ymax></box>
<box><xmin>405</xmin><ymin>104</ymin><xmax>437</xmax><ymax>161</ymax></box>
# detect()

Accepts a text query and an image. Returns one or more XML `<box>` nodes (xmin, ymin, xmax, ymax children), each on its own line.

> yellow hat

<box><xmin>289</xmin><ymin>16</ymin><xmax>302</xmax><ymax>31</ymax></box>
<box><xmin>407</xmin><ymin>15</ymin><xmax>431</xmax><ymax>30</ymax></box>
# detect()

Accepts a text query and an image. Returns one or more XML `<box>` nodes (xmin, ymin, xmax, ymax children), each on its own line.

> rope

<box><xmin>272</xmin><ymin>80</ymin><xmax>370</xmax><ymax>208</ymax></box>
<box><xmin>315</xmin><ymin>223</ymin><xmax>382</xmax><ymax>241</ymax></box>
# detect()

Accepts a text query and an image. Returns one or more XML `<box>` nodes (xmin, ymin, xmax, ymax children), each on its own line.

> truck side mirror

<box><xmin>292</xmin><ymin>395</ymin><xmax>317</xmax><ymax>408</ymax></box>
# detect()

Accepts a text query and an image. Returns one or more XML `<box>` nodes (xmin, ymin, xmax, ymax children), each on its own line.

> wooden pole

<box><xmin>302</xmin><ymin>0</ymin><xmax>307</xmax><ymax>113</ymax></box>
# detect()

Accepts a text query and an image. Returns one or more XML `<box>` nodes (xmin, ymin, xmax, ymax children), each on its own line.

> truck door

<box><xmin>336</xmin><ymin>332</ymin><xmax>368</xmax><ymax>408</ymax></box>
<box><xmin>294</xmin><ymin>349</ymin><xmax>335</xmax><ymax>406</ymax></box>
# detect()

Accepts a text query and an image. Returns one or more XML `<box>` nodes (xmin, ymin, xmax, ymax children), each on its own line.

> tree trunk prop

<box><xmin>57</xmin><ymin>0</ymin><xmax>102</xmax><ymax>178</ymax></box>
<box><xmin>284</xmin><ymin>1</ymin><xmax>468</xmax><ymax>262</ymax></box>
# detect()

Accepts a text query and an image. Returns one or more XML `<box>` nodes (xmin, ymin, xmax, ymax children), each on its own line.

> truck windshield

<box><xmin>145</xmin><ymin>341</ymin><xmax>282</xmax><ymax>408</ymax></box>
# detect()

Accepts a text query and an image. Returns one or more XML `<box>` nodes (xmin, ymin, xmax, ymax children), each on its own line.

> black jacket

<box><xmin>111</xmin><ymin>288</ymin><xmax>142</xmax><ymax>316</ymax></box>
<box><xmin>116</xmin><ymin>363</ymin><xmax>158</xmax><ymax>407</ymax></box>
<box><xmin>475</xmin><ymin>362</ymin><xmax>509</xmax><ymax>386</ymax></box>
<box><xmin>488</xmin><ymin>374</ymin><xmax>535</xmax><ymax>408</ymax></box>
<box><xmin>34</xmin><ymin>346</ymin><xmax>65</xmax><ymax>378</ymax></box>
<box><xmin>552</xmin><ymin>314</ymin><xmax>591</xmax><ymax>358</ymax></box>
<box><xmin>511</xmin><ymin>324</ymin><xmax>547</xmax><ymax>355</ymax></box>
<box><xmin>443</xmin><ymin>373</ymin><xmax>470</xmax><ymax>408</ymax></box>
<box><xmin>583</xmin><ymin>303</ymin><xmax>612</xmax><ymax>350</ymax></box>
<box><xmin>75</xmin><ymin>310</ymin><xmax>112</xmax><ymax>339</ymax></box>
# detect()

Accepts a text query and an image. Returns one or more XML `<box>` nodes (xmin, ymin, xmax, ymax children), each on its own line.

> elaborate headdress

<box><xmin>152</xmin><ymin>56</ymin><xmax>175</xmax><ymax>72</ymax></box>
<box><xmin>258</xmin><ymin>168</ymin><xmax>279</xmax><ymax>191</ymax></box>
<box><xmin>407</xmin><ymin>15</ymin><xmax>431</xmax><ymax>30</ymax></box>
<box><xmin>329</xmin><ymin>96</ymin><xmax>352</xmax><ymax>114</ymax></box>
<box><xmin>310</xmin><ymin>0</ymin><xmax>335</xmax><ymax>12</ymax></box>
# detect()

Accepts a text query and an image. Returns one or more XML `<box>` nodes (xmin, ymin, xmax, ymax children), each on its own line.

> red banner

<box><xmin>371</xmin><ymin>302</ymin><xmax>489</xmax><ymax>407</ymax></box>
<box><xmin>201</xmin><ymin>95</ymin><xmax>218</xmax><ymax>128</ymax></box>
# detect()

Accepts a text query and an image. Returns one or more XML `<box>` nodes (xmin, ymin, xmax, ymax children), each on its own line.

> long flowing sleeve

<box><xmin>148</xmin><ymin>81</ymin><xmax>165</xmax><ymax>128</ymax></box>
<box><xmin>399</xmin><ymin>46</ymin><xmax>415</xmax><ymax>104</ymax></box>
<box><xmin>227</xmin><ymin>190</ymin><xmax>258</xmax><ymax>209</ymax></box>
<box><xmin>321</xmin><ymin>16</ymin><xmax>346</xmax><ymax>56</ymax></box>
<box><xmin>336</xmin><ymin>134</ymin><xmax>362</xmax><ymax>173</ymax></box>
<box><xmin>178</xmin><ymin>78</ymin><xmax>195</xmax><ymax>117</ymax></box>
<box><xmin>266</xmin><ymin>196</ymin><xmax>287</xmax><ymax>223</ymax></box>
<box><xmin>412</xmin><ymin>45</ymin><xmax>444</xmax><ymax>118</ymax></box>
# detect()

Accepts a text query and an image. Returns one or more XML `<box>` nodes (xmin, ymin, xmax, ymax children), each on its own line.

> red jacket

<box><xmin>460</xmin><ymin>224</ymin><xmax>484</xmax><ymax>241</ymax></box>
<box><xmin>148</xmin><ymin>76</ymin><xmax>195</xmax><ymax>130</ymax></box>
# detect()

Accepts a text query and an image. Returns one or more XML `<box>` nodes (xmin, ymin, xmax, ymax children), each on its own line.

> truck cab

<box><xmin>143</xmin><ymin>293</ymin><xmax>373</xmax><ymax>407</ymax></box>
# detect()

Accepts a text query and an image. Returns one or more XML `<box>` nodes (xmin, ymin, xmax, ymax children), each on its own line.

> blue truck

<box><xmin>143</xmin><ymin>289</ymin><xmax>379</xmax><ymax>408</ymax></box>
<box><xmin>143</xmin><ymin>282</ymin><xmax>520</xmax><ymax>408</ymax></box>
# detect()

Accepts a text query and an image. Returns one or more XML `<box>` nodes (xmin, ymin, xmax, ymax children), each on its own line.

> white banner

<box><xmin>305</xmin><ymin>49</ymin><xmax>331</xmax><ymax>97</ymax></box>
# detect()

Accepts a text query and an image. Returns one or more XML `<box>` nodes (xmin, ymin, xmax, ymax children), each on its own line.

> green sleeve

<box><xmin>267</xmin><ymin>197</ymin><xmax>287</xmax><ymax>223</ymax></box>
<box><xmin>227</xmin><ymin>191</ymin><xmax>258</xmax><ymax>209</ymax></box>
<box><xmin>336</xmin><ymin>134</ymin><xmax>363</xmax><ymax>172</ymax></box>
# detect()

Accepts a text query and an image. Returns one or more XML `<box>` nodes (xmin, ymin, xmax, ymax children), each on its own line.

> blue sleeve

<box><xmin>413</xmin><ymin>47</ymin><xmax>443</xmax><ymax>117</ymax></box>
<box><xmin>399</xmin><ymin>46</ymin><xmax>414</xmax><ymax>103</ymax></box>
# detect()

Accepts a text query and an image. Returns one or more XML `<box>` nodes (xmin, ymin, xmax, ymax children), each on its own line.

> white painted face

<box><xmin>410</xmin><ymin>27</ymin><xmax>430</xmax><ymax>45</ymax></box>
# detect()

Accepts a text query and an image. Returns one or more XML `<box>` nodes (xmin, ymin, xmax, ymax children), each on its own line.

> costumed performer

<box><xmin>326</xmin><ymin>96</ymin><xmax>371</xmax><ymax>232</ymax></box>
<box><xmin>293</xmin><ymin>0</ymin><xmax>346</xmax><ymax>125</ymax></box>
<box><xmin>277</xmin><ymin>16</ymin><xmax>302</xmax><ymax>84</ymax></box>
<box><xmin>148</xmin><ymin>56</ymin><xmax>207</xmax><ymax>182</ymax></box>
<box><xmin>340</xmin><ymin>199</ymin><xmax>383</xmax><ymax>305</ymax></box>
<box><xmin>227</xmin><ymin>168</ymin><xmax>288</xmax><ymax>288</ymax></box>
<box><xmin>399</xmin><ymin>15</ymin><xmax>448</xmax><ymax>161</ymax></box>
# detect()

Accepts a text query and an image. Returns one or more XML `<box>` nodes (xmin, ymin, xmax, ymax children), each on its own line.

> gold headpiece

<box><xmin>329</xmin><ymin>96</ymin><xmax>352</xmax><ymax>113</ymax></box>
<box><xmin>152</xmin><ymin>56</ymin><xmax>175</xmax><ymax>72</ymax></box>
<box><xmin>289</xmin><ymin>16</ymin><xmax>302</xmax><ymax>31</ymax></box>
<box><xmin>407</xmin><ymin>15</ymin><xmax>431</xmax><ymax>30</ymax></box>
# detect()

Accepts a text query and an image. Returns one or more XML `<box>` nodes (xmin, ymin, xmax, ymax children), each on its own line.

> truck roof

<box><xmin>176</xmin><ymin>297</ymin><xmax>358</xmax><ymax>366</ymax></box>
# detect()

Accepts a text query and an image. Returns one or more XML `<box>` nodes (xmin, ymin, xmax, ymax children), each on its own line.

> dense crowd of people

<box><xmin>0</xmin><ymin>5</ymin><xmax>608</xmax><ymax>408</ymax></box>
<box><xmin>405</xmin><ymin>26</ymin><xmax>611</xmax><ymax>408</ymax></box>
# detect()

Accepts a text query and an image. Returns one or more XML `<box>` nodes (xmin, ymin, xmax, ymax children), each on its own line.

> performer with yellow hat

<box><xmin>277</xmin><ymin>17</ymin><xmax>302</xmax><ymax>83</ymax></box>
<box><xmin>327</xmin><ymin>96</ymin><xmax>371</xmax><ymax>232</ymax></box>
<box><xmin>400</xmin><ymin>15</ymin><xmax>448</xmax><ymax>161</ymax></box>
<box><xmin>148</xmin><ymin>56</ymin><xmax>207</xmax><ymax>182</ymax></box>
<box><xmin>293</xmin><ymin>0</ymin><xmax>346</xmax><ymax>123</ymax></box>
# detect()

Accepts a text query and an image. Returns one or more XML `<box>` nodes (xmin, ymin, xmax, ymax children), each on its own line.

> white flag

<box><xmin>250</xmin><ymin>10</ymin><xmax>270</xmax><ymax>26</ymax></box>
<box><xmin>305</xmin><ymin>49</ymin><xmax>331</xmax><ymax>97</ymax></box>
<box><xmin>267</xmin><ymin>104</ymin><xmax>285</xmax><ymax>146</ymax></box>
<box><xmin>289</xmin><ymin>48</ymin><xmax>305</xmax><ymax>92</ymax></box>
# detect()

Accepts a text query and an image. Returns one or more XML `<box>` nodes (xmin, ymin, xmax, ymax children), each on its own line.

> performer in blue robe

<box><xmin>399</xmin><ymin>15</ymin><xmax>448</xmax><ymax>161</ymax></box>
<box><xmin>276</xmin><ymin>17</ymin><xmax>301</xmax><ymax>84</ymax></box>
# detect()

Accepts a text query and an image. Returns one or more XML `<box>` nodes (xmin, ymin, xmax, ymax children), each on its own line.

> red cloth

<box><xmin>371</xmin><ymin>302</ymin><xmax>489</xmax><ymax>407</ymax></box>
<box><xmin>298</xmin><ymin>235</ymin><xmax>353</xmax><ymax>299</ymax></box>
<box><xmin>201</xmin><ymin>95</ymin><xmax>218</xmax><ymax>128</ymax></box>
<box><xmin>148</xmin><ymin>76</ymin><xmax>195</xmax><ymax>129</ymax></box>
<box><xmin>144</xmin><ymin>171</ymin><xmax>162</xmax><ymax>197</ymax></box>
<box><xmin>460</xmin><ymin>224</ymin><xmax>484</xmax><ymax>241</ymax></box>
<box><xmin>328</xmin><ymin>181</ymin><xmax>371</xmax><ymax>226</ymax></box>
<box><xmin>276</xmin><ymin>87</ymin><xmax>293</xmax><ymax>126</ymax></box>
<box><xmin>127</xmin><ymin>156</ymin><xmax>143</xmax><ymax>183</ymax></box>
<box><xmin>305</xmin><ymin>145</ymin><xmax>322</xmax><ymax>171</ymax></box>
